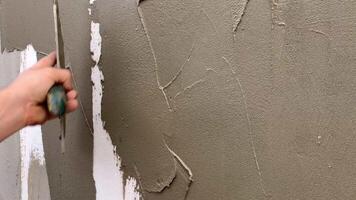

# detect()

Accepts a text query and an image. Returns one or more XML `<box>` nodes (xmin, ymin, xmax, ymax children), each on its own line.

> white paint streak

<box><xmin>90</xmin><ymin>21</ymin><xmax>140</xmax><ymax>200</ymax></box>
<box><xmin>19</xmin><ymin>45</ymin><xmax>46</xmax><ymax>200</ymax></box>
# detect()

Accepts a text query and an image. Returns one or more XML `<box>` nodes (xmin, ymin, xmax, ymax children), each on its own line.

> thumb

<box><xmin>48</xmin><ymin>68</ymin><xmax>73</xmax><ymax>91</ymax></box>
<box><xmin>34</xmin><ymin>52</ymin><xmax>57</xmax><ymax>68</ymax></box>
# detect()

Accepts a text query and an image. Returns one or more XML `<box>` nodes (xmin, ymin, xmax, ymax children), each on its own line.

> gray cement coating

<box><xmin>0</xmin><ymin>50</ymin><xmax>21</xmax><ymax>200</ymax></box>
<box><xmin>3</xmin><ymin>0</ymin><xmax>356</xmax><ymax>199</ymax></box>
<box><xmin>99</xmin><ymin>0</ymin><xmax>356</xmax><ymax>199</ymax></box>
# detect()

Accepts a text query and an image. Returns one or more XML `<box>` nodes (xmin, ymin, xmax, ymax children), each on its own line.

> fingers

<box><xmin>66</xmin><ymin>90</ymin><xmax>79</xmax><ymax>112</ymax></box>
<box><xmin>66</xmin><ymin>99</ymin><xmax>79</xmax><ymax>113</ymax></box>
<box><xmin>49</xmin><ymin>68</ymin><xmax>73</xmax><ymax>91</ymax></box>
<box><xmin>66</xmin><ymin>90</ymin><xmax>78</xmax><ymax>100</ymax></box>
<box><xmin>34</xmin><ymin>52</ymin><xmax>57</xmax><ymax>68</ymax></box>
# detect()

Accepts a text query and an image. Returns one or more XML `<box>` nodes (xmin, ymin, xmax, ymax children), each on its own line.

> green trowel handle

<box><xmin>47</xmin><ymin>84</ymin><xmax>67</xmax><ymax>116</ymax></box>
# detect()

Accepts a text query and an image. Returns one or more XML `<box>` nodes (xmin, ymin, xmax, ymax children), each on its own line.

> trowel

<box><xmin>46</xmin><ymin>0</ymin><xmax>67</xmax><ymax>154</ymax></box>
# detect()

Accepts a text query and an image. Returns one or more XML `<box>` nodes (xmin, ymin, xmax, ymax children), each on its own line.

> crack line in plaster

<box><xmin>232</xmin><ymin>0</ymin><xmax>250</xmax><ymax>32</ymax></box>
<box><xmin>201</xmin><ymin>8</ymin><xmax>217</xmax><ymax>35</ymax></box>
<box><xmin>173</xmin><ymin>79</ymin><xmax>205</xmax><ymax>99</ymax></box>
<box><xmin>309</xmin><ymin>29</ymin><xmax>329</xmax><ymax>38</ymax></box>
<box><xmin>164</xmin><ymin>142</ymin><xmax>193</xmax><ymax>199</ymax></box>
<box><xmin>137</xmin><ymin>6</ymin><xmax>173</xmax><ymax>111</ymax></box>
<box><xmin>173</xmin><ymin>68</ymin><xmax>216</xmax><ymax>100</ymax></box>
<box><xmin>162</xmin><ymin>42</ymin><xmax>196</xmax><ymax>90</ymax></box>
<box><xmin>222</xmin><ymin>57</ymin><xmax>271</xmax><ymax>198</ymax></box>
<box><xmin>133</xmin><ymin>165</ymin><xmax>146</xmax><ymax>198</ymax></box>
<box><xmin>271</xmin><ymin>0</ymin><xmax>286</xmax><ymax>29</ymax></box>
<box><xmin>69</xmin><ymin>67</ymin><xmax>94</xmax><ymax>135</ymax></box>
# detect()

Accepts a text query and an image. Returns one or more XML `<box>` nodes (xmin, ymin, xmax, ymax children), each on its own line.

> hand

<box><xmin>0</xmin><ymin>52</ymin><xmax>78</xmax><ymax>139</ymax></box>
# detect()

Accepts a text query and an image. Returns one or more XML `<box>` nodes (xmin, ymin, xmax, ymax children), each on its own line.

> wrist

<box><xmin>0</xmin><ymin>87</ymin><xmax>26</xmax><ymax>140</ymax></box>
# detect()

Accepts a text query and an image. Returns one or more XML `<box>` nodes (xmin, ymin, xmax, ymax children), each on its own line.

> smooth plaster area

<box><xmin>3</xmin><ymin>0</ymin><xmax>356</xmax><ymax>199</ymax></box>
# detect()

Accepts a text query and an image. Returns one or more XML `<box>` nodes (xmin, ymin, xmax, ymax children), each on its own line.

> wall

<box><xmin>0</xmin><ymin>40</ymin><xmax>51</xmax><ymax>199</ymax></box>
<box><xmin>0</xmin><ymin>48</ymin><xmax>21</xmax><ymax>200</ymax></box>
<box><xmin>2</xmin><ymin>0</ymin><xmax>356</xmax><ymax>199</ymax></box>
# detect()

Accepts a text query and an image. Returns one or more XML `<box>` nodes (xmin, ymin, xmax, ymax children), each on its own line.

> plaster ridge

<box><xmin>222</xmin><ymin>56</ymin><xmax>271</xmax><ymax>198</ymax></box>
<box><xmin>162</xmin><ymin>41</ymin><xmax>196</xmax><ymax>90</ymax></box>
<box><xmin>143</xmin><ymin>161</ymin><xmax>177</xmax><ymax>193</ymax></box>
<box><xmin>173</xmin><ymin>67</ymin><xmax>216</xmax><ymax>100</ymax></box>
<box><xmin>164</xmin><ymin>142</ymin><xmax>193</xmax><ymax>199</ymax></box>
<box><xmin>232</xmin><ymin>0</ymin><xmax>250</xmax><ymax>32</ymax></box>
<box><xmin>69</xmin><ymin>68</ymin><xmax>94</xmax><ymax>135</ymax></box>
<box><xmin>201</xmin><ymin>8</ymin><xmax>217</xmax><ymax>35</ymax></box>
<box><xmin>173</xmin><ymin>79</ymin><xmax>205</xmax><ymax>100</ymax></box>
<box><xmin>137</xmin><ymin>6</ymin><xmax>173</xmax><ymax>112</ymax></box>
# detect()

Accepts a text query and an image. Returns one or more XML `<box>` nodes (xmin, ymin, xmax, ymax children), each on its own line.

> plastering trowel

<box><xmin>46</xmin><ymin>0</ymin><xmax>67</xmax><ymax>154</ymax></box>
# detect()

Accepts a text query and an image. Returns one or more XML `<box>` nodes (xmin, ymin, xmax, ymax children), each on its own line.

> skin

<box><xmin>0</xmin><ymin>52</ymin><xmax>78</xmax><ymax>141</ymax></box>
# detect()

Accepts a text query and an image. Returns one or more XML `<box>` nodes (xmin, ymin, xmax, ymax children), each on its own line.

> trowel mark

<box><xmin>164</xmin><ymin>142</ymin><xmax>193</xmax><ymax>199</ymax></box>
<box><xmin>231</xmin><ymin>0</ymin><xmax>250</xmax><ymax>32</ymax></box>
<box><xmin>222</xmin><ymin>57</ymin><xmax>271</xmax><ymax>198</ymax></box>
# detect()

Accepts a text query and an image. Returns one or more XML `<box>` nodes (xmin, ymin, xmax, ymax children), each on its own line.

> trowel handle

<box><xmin>47</xmin><ymin>84</ymin><xmax>67</xmax><ymax>116</ymax></box>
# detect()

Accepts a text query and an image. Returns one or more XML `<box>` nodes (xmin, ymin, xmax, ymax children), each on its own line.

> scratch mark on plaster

<box><xmin>133</xmin><ymin>165</ymin><xmax>146</xmax><ymax>198</ymax></box>
<box><xmin>91</xmin><ymin>17</ymin><xmax>140</xmax><ymax>200</ymax></box>
<box><xmin>69</xmin><ymin>68</ymin><xmax>93</xmax><ymax>135</ymax></box>
<box><xmin>137</xmin><ymin>0</ymin><xmax>146</xmax><ymax>6</ymax></box>
<box><xmin>222</xmin><ymin>57</ymin><xmax>271</xmax><ymax>198</ymax></box>
<box><xmin>165</xmin><ymin>145</ymin><xmax>193</xmax><ymax>181</ymax></box>
<box><xmin>164</xmin><ymin>142</ymin><xmax>193</xmax><ymax>199</ymax></box>
<box><xmin>173</xmin><ymin>79</ymin><xmax>206</xmax><ymax>99</ymax></box>
<box><xmin>309</xmin><ymin>29</ymin><xmax>329</xmax><ymax>38</ymax></box>
<box><xmin>162</xmin><ymin>42</ymin><xmax>196</xmax><ymax>90</ymax></box>
<box><xmin>201</xmin><ymin>8</ymin><xmax>217</xmax><ymax>35</ymax></box>
<box><xmin>137</xmin><ymin>6</ymin><xmax>173</xmax><ymax>111</ymax></box>
<box><xmin>309</xmin><ymin>28</ymin><xmax>334</xmax><ymax>71</ymax></box>
<box><xmin>173</xmin><ymin>68</ymin><xmax>216</xmax><ymax>100</ymax></box>
<box><xmin>232</xmin><ymin>0</ymin><xmax>250</xmax><ymax>32</ymax></box>
<box><xmin>271</xmin><ymin>0</ymin><xmax>286</xmax><ymax>29</ymax></box>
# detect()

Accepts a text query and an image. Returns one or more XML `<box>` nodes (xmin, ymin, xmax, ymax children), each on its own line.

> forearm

<box><xmin>0</xmin><ymin>88</ymin><xmax>25</xmax><ymax>141</ymax></box>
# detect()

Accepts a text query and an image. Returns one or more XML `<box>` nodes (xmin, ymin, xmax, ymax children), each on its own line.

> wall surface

<box><xmin>2</xmin><ymin>0</ymin><xmax>356</xmax><ymax>199</ymax></box>
<box><xmin>0</xmin><ymin>41</ymin><xmax>51</xmax><ymax>200</ymax></box>
<box><xmin>0</xmin><ymin>49</ymin><xmax>21</xmax><ymax>200</ymax></box>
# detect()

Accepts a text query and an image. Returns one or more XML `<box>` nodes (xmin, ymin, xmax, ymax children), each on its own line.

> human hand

<box><xmin>0</xmin><ymin>52</ymin><xmax>78</xmax><ymax>139</ymax></box>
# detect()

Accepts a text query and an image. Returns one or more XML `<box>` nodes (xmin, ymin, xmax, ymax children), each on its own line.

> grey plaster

<box><xmin>99</xmin><ymin>0</ymin><xmax>356</xmax><ymax>199</ymax></box>
<box><xmin>0</xmin><ymin>49</ymin><xmax>21</xmax><ymax>200</ymax></box>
